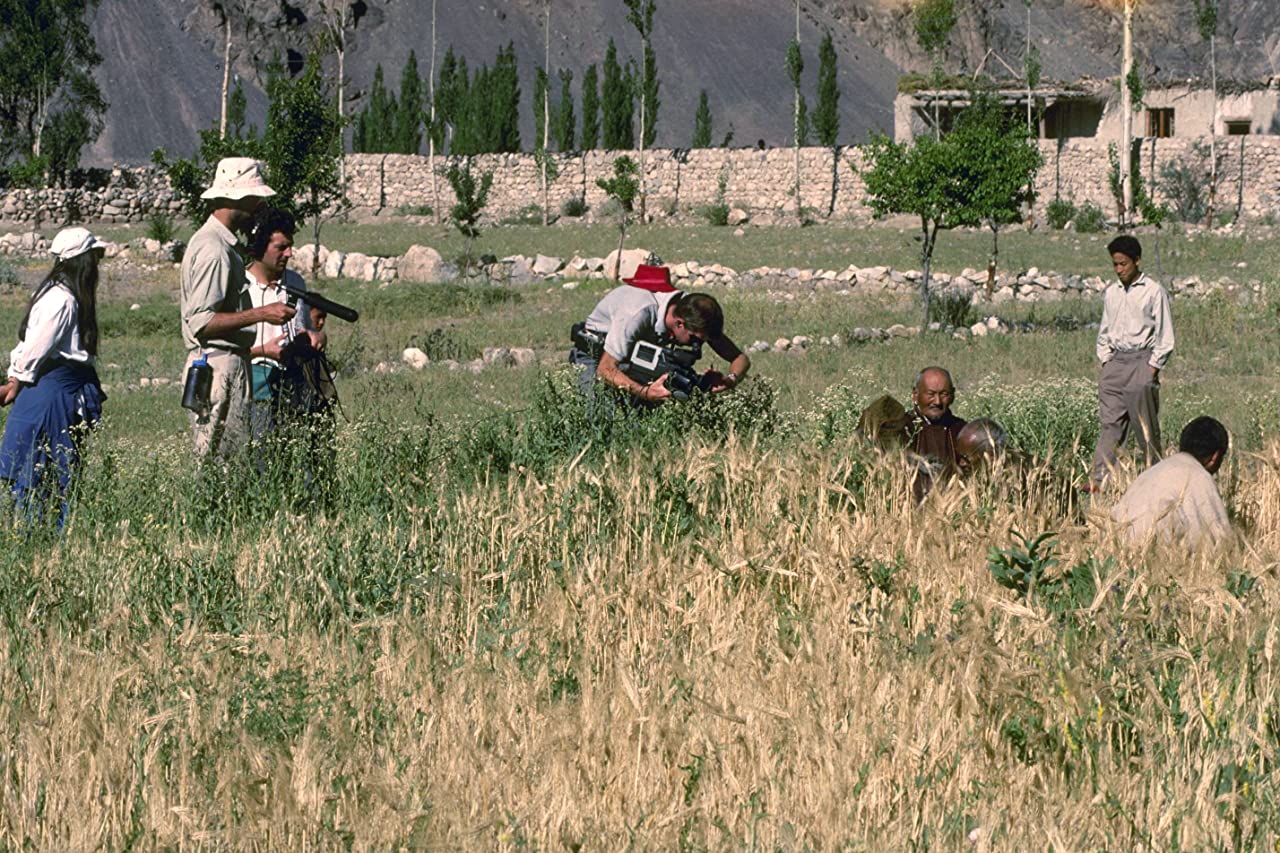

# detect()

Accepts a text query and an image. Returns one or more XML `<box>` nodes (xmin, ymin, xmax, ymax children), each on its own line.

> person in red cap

<box><xmin>569</xmin><ymin>263</ymin><xmax>750</xmax><ymax>406</ymax></box>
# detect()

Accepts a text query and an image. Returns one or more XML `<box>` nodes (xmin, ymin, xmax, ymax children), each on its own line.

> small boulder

<box><xmin>748</xmin><ymin>340</ymin><xmax>771</xmax><ymax>353</ymax></box>
<box><xmin>322</xmin><ymin>250</ymin><xmax>346</xmax><ymax>279</ymax></box>
<box><xmin>727</xmin><ymin>208</ymin><xmax>750</xmax><ymax>227</ymax></box>
<box><xmin>602</xmin><ymin>247</ymin><xmax>651</xmax><ymax>281</ymax></box>
<box><xmin>402</xmin><ymin>347</ymin><xmax>430</xmax><ymax>370</ymax></box>
<box><xmin>773</xmin><ymin>337</ymin><xmax>791</xmax><ymax>351</ymax></box>
<box><xmin>509</xmin><ymin>347</ymin><xmax>537</xmax><ymax>368</ymax></box>
<box><xmin>483</xmin><ymin>346</ymin><xmax>516</xmax><ymax>367</ymax></box>
<box><xmin>399</xmin><ymin>244</ymin><xmax>451</xmax><ymax>283</ymax></box>
<box><xmin>532</xmin><ymin>254</ymin><xmax>564</xmax><ymax>276</ymax></box>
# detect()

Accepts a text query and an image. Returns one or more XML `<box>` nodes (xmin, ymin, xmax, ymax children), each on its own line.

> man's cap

<box><xmin>1107</xmin><ymin>234</ymin><xmax>1142</xmax><ymax>261</ymax></box>
<box><xmin>49</xmin><ymin>227</ymin><xmax>106</xmax><ymax>261</ymax></box>
<box><xmin>623</xmin><ymin>264</ymin><xmax>673</xmax><ymax>289</ymax></box>
<box><xmin>201</xmin><ymin>157</ymin><xmax>277</xmax><ymax>200</ymax></box>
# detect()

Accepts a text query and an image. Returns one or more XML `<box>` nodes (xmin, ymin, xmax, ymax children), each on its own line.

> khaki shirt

<box><xmin>1111</xmin><ymin>452</ymin><xmax>1230</xmax><ymax>548</ymax></box>
<box><xmin>180</xmin><ymin>215</ymin><xmax>254</xmax><ymax>353</ymax></box>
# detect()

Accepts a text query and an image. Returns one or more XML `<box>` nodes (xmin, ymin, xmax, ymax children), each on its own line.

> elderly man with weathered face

<box><xmin>907</xmin><ymin>366</ymin><xmax>967</xmax><ymax>471</ymax></box>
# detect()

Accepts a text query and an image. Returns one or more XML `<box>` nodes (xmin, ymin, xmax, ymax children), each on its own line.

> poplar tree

<box><xmin>395</xmin><ymin>50</ymin><xmax>424</xmax><ymax>154</ymax></box>
<box><xmin>601</xmin><ymin>39</ymin><xmax>633</xmax><ymax>149</ymax></box>
<box><xmin>1196</xmin><ymin>0</ymin><xmax>1219</xmax><ymax>225</ymax></box>
<box><xmin>554</xmin><ymin>69</ymin><xmax>576</xmax><ymax>151</ymax></box>
<box><xmin>580</xmin><ymin>64</ymin><xmax>600</xmax><ymax>149</ymax></box>
<box><xmin>533</xmin><ymin>68</ymin><xmax>551</xmax><ymax>152</ymax></box>
<box><xmin>692</xmin><ymin>90</ymin><xmax>713</xmax><ymax>148</ymax></box>
<box><xmin>353</xmin><ymin>64</ymin><xmax>396</xmax><ymax>153</ymax></box>
<box><xmin>814</xmin><ymin>31</ymin><xmax>839</xmax><ymax>147</ymax></box>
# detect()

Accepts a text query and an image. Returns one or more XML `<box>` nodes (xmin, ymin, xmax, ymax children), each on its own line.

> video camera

<box><xmin>625</xmin><ymin>340</ymin><xmax>714</xmax><ymax>401</ymax></box>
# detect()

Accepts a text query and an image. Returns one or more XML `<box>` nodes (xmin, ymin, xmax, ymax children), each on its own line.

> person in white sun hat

<box><xmin>0</xmin><ymin>227</ymin><xmax>108</xmax><ymax>525</ymax></box>
<box><xmin>180</xmin><ymin>157</ymin><xmax>296</xmax><ymax>461</ymax></box>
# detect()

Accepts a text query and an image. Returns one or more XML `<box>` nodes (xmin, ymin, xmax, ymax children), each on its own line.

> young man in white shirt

<box><xmin>1088</xmin><ymin>235</ymin><xmax>1175</xmax><ymax>489</ymax></box>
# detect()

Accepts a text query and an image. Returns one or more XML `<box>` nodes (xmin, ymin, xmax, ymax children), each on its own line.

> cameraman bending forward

<box><xmin>569</xmin><ymin>264</ymin><xmax>749</xmax><ymax>406</ymax></box>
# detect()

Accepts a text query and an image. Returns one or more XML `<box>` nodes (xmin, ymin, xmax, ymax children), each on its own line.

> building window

<box><xmin>1225</xmin><ymin>120</ymin><xmax>1252</xmax><ymax>135</ymax></box>
<box><xmin>1147</xmin><ymin>108</ymin><xmax>1174</xmax><ymax>138</ymax></box>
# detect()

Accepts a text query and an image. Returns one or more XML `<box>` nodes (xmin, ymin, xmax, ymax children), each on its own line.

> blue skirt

<box><xmin>0</xmin><ymin>362</ymin><xmax>105</xmax><ymax>500</ymax></box>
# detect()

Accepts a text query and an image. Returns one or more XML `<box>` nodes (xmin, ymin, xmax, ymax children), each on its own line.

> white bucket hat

<box><xmin>50</xmin><ymin>227</ymin><xmax>106</xmax><ymax>261</ymax></box>
<box><xmin>200</xmin><ymin>157</ymin><xmax>276</xmax><ymax>200</ymax></box>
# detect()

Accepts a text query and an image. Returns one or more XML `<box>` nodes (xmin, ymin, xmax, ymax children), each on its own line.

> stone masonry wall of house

<box><xmin>2</xmin><ymin>136</ymin><xmax>1279</xmax><ymax>225</ymax></box>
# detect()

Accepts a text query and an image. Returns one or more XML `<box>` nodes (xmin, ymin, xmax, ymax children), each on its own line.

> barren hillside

<box><xmin>84</xmin><ymin>0</ymin><xmax>1280</xmax><ymax>166</ymax></box>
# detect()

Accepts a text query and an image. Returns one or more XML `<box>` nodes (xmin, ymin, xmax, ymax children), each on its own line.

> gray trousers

<box><xmin>1090</xmin><ymin>349</ymin><xmax>1161</xmax><ymax>483</ymax></box>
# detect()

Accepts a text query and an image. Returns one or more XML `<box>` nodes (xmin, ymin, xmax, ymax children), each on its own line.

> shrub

<box><xmin>501</xmin><ymin>203</ymin><xmax>544</xmax><ymax>226</ymax></box>
<box><xmin>1158</xmin><ymin>156</ymin><xmax>1208</xmax><ymax>224</ymax></box>
<box><xmin>701</xmin><ymin>202</ymin><xmax>730</xmax><ymax>227</ymax></box>
<box><xmin>0</xmin><ymin>258</ymin><xmax>20</xmax><ymax>289</ymax></box>
<box><xmin>1073</xmin><ymin>203</ymin><xmax>1106</xmax><ymax>234</ymax></box>
<box><xmin>146</xmin><ymin>212</ymin><xmax>176</xmax><ymax>243</ymax></box>
<box><xmin>965</xmin><ymin>375</ymin><xmax>1097</xmax><ymax>463</ymax></box>
<box><xmin>931</xmin><ymin>291</ymin><xmax>975</xmax><ymax>328</ymax></box>
<box><xmin>1045</xmin><ymin>198</ymin><xmax>1076</xmax><ymax>230</ymax></box>
<box><xmin>560</xmin><ymin>196</ymin><xmax>588</xmax><ymax>218</ymax></box>
<box><xmin>394</xmin><ymin>203</ymin><xmax>434</xmax><ymax>217</ymax></box>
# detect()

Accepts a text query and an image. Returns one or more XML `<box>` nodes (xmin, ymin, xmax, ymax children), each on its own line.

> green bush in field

<box><xmin>560</xmin><ymin>196</ymin><xmax>588</xmax><ymax>218</ymax></box>
<box><xmin>1073</xmin><ymin>203</ymin><xmax>1107</xmax><ymax>234</ymax></box>
<box><xmin>0</xmin><ymin>257</ymin><xmax>19</xmax><ymax>289</ymax></box>
<box><xmin>931</xmin><ymin>291</ymin><xmax>975</xmax><ymax>328</ymax></box>
<box><xmin>700</xmin><ymin>202</ymin><xmax>730</xmax><ymax>227</ymax></box>
<box><xmin>145</xmin><ymin>212</ymin><xmax>176</xmax><ymax>243</ymax></box>
<box><xmin>966</xmin><ymin>375</ymin><xmax>1097</xmax><ymax>464</ymax></box>
<box><xmin>1045</xmin><ymin>198</ymin><xmax>1076</xmax><ymax>230</ymax></box>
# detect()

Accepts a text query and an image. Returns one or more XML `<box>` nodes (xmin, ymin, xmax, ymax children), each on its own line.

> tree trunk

<box><xmin>429</xmin><ymin>0</ymin><xmax>441</xmax><ymax>224</ymax></box>
<box><xmin>987</xmin><ymin>223</ymin><xmax>998</xmax><ymax>298</ymax></box>
<box><xmin>613</xmin><ymin>221</ymin><xmax>627</xmax><ymax>282</ymax></box>
<box><xmin>1120</xmin><ymin>0</ymin><xmax>1133</xmax><ymax>222</ymax></box>
<box><xmin>542</xmin><ymin>0</ymin><xmax>551</xmax><ymax>227</ymax></box>
<box><xmin>920</xmin><ymin>217</ymin><xmax>934</xmax><ymax>328</ymax></box>
<box><xmin>220</xmin><ymin>17</ymin><xmax>231</xmax><ymax>139</ymax></box>
<box><xmin>1206</xmin><ymin>34</ymin><xmax>1217</xmax><ymax>227</ymax></box>
<box><xmin>312</xmin><ymin>194</ymin><xmax>323</xmax><ymax>280</ymax></box>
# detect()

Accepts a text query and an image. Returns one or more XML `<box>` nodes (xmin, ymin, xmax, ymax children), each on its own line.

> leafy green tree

<box><xmin>487</xmin><ymin>43</ymin><xmax>522</xmax><ymax>153</ymax></box>
<box><xmin>914</xmin><ymin>0</ymin><xmax>955</xmax><ymax>137</ymax></box>
<box><xmin>263</xmin><ymin>51</ymin><xmax>347</xmax><ymax>273</ymax></box>
<box><xmin>945</xmin><ymin>93</ymin><xmax>1042</xmax><ymax>294</ymax></box>
<box><xmin>814</xmin><ymin>31</ymin><xmax>840</xmax><ymax>147</ymax></box>
<box><xmin>596</xmin><ymin>155</ymin><xmax>639</xmax><ymax>280</ymax></box>
<box><xmin>623</xmin><ymin>0</ymin><xmax>659</xmax><ymax>149</ymax></box>
<box><xmin>227</xmin><ymin>77</ymin><xmax>250</xmax><ymax>140</ymax></box>
<box><xmin>554</xmin><ymin>69</ymin><xmax>576</xmax><ymax>151</ymax></box>
<box><xmin>395</xmin><ymin>50</ymin><xmax>424</xmax><ymax>154</ymax></box>
<box><xmin>0</xmin><ymin>0</ymin><xmax>107</xmax><ymax>183</ymax></box>
<box><xmin>691</xmin><ymin>90</ymin><xmax>713</xmax><ymax>148</ymax></box>
<box><xmin>434</xmin><ymin>47</ymin><xmax>466</xmax><ymax>152</ymax></box>
<box><xmin>580</xmin><ymin>64</ymin><xmax>600</xmax><ymax>149</ymax></box>
<box><xmin>353</xmin><ymin>63</ymin><xmax>396</xmax><ymax>152</ymax></box>
<box><xmin>533</xmin><ymin>67</ymin><xmax>551</xmax><ymax>153</ymax></box>
<box><xmin>601</xmin><ymin>39</ymin><xmax>633</xmax><ymax>149</ymax></box>
<box><xmin>444</xmin><ymin>159</ymin><xmax>493</xmax><ymax>276</ymax></box>
<box><xmin>860</xmin><ymin>131</ymin><xmax>960</xmax><ymax>326</ymax></box>
<box><xmin>785</xmin><ymin>30</ymin><xmax>805</xmax><ymax>219</ymax></box>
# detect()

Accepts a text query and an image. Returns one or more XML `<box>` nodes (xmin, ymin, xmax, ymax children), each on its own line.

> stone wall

<box><xmin>0</xmin><ymin>165</ymin><xmax>183</xmax><ymax>224</ymax></box>
<box><xmin>3</xmin><ymin>136</ymin><xmax>1280</xmax><ymax>225</ymax></box>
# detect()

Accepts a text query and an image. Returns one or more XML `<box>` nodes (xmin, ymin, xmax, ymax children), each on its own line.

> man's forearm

<box><xmin>199</xmin><ymin>306</ymin><xmax>278</xmax><ymax>340</ymax></box>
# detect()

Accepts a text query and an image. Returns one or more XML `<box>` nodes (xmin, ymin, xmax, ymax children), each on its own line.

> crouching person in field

<box><xmin>1109</xmin><ymin>416</ymin><xmax>1233</xmax><ymax>549</ymax></box>
<box><xmin>858</xmin><ymin>366</ymin><xmax>967</xmax><ymax>501</ymax></box>
<box><xmin>569</xmin><ymin>264</ymin><xmax>749</xmax><ymax>410</ymax></box>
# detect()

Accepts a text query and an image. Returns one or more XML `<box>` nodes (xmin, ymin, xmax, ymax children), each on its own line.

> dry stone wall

<box><xmin>3</xmin><ymin>137</ymin><xmax>1280</xmax><ymax>225</ymax></box>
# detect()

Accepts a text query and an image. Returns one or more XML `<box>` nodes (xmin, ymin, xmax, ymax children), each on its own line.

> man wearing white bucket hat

<box><xmin>180</xmin><ymin>157</ymin><xmax>296</xmax><ymax>460</ymax></box>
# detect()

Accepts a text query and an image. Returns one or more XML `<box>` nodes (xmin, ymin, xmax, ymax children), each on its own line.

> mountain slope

<box><xmin>82</xmin><ymin>0</ymin><xmax>1280</xmax><ymax>166</ymax></box>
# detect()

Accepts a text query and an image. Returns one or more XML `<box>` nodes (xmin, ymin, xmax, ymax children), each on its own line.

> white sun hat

<box><xmin>49</xmin><ymin>227</ymin><xmax>107</xmax><ymax>261</ymax></box>
<box><xmin>200</xmin><ymin>157</ymin><xmax>276</xmax><ymax>200</ymax></box>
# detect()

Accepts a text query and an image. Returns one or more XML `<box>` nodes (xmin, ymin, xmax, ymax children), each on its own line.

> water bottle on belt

<box><xmin>181</xmin><ymin>353</ymin><xmax>213</xmax><ymax>413</ymax></box>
